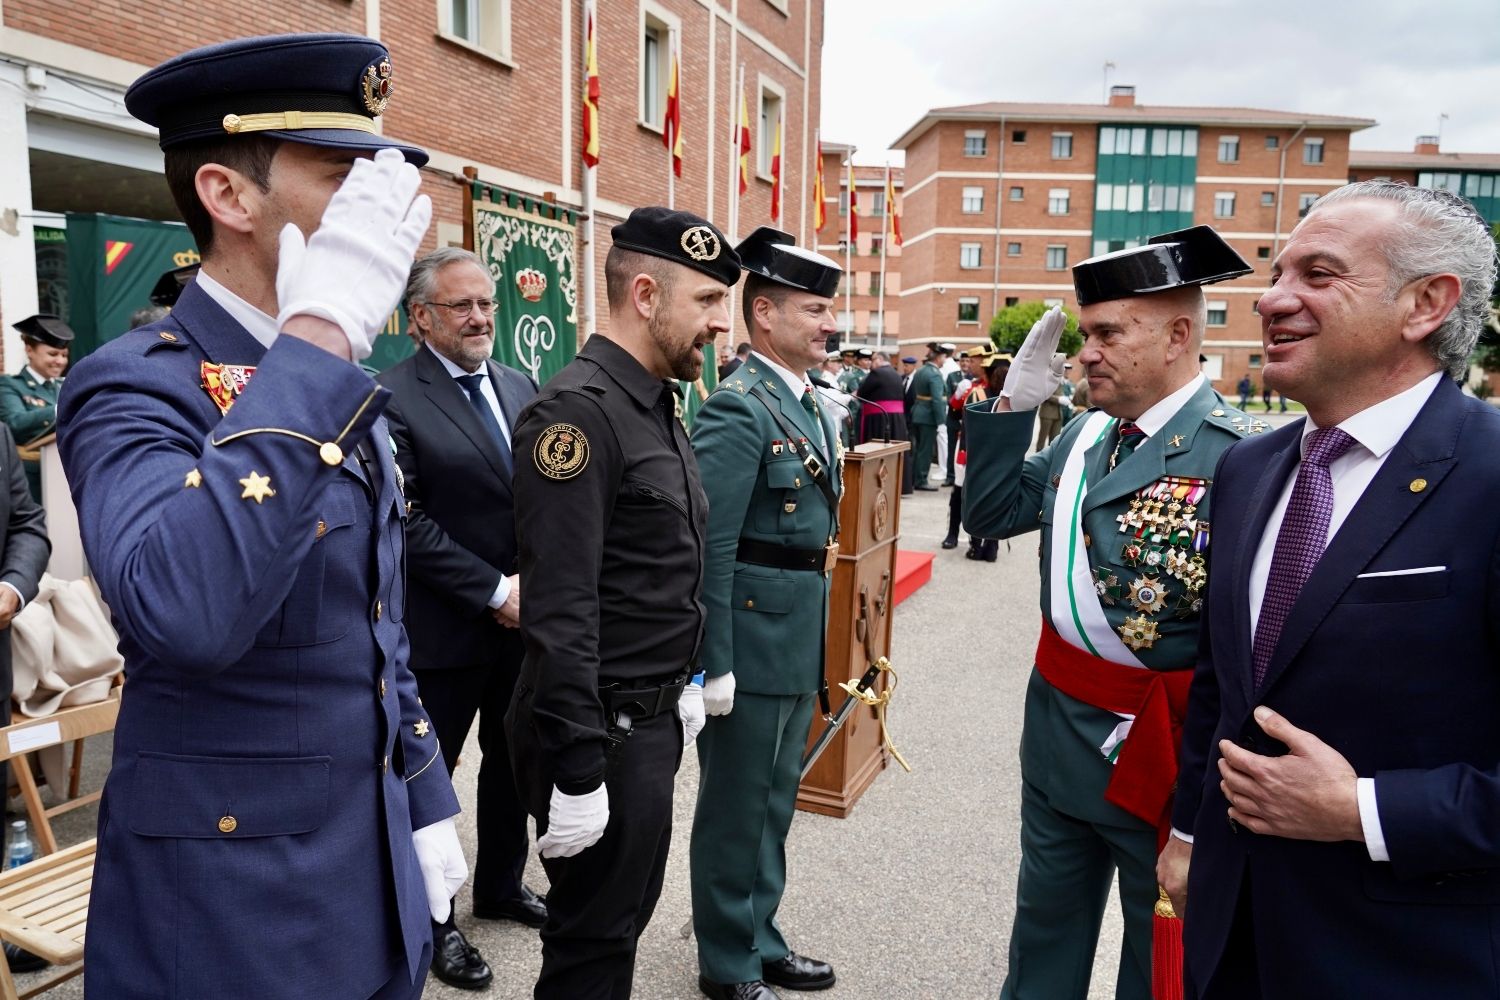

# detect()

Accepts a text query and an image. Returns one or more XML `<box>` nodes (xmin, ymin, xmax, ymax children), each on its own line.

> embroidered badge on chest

<box><xmin>201</xmin><ymin>361</ymin><xmax>257</xmax><ymax>415</ymax></box>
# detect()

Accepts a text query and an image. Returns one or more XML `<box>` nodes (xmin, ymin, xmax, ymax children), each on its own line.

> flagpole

<box><xmin>581</xmin><ymin>0</ymin><xmax>597</xmax><ymax>337</ymax></box>
<box><xmin>726</xmin><ymin>63</ymin><xmax>745</xmax><ymax>342</ymax></box>
<box><xmin>666</xmin><ymin>29</ymin><xmax>677</xmax><ymax>210</ymax></box>
<box><xmin>844</xmin><ymin>155</ymin><xmax>853</xmax><ymax>346</ymax></box>
<box><xmin>877</xmin><ymin>163</ymin><xmax>889</xmax><ymax>353</ymax></box>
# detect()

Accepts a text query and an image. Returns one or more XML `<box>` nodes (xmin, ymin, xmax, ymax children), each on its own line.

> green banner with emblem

<box><xmin>473</xmin><ymin>198</ymin><xmax>579</xmax><ymax>386</ymax></box>
<box><xmin>63</xmin><ymin>212</ymin><xmax>198</xmax><ymax>360</ymax></box>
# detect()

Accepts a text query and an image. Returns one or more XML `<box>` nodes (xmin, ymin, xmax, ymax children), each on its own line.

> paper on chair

<box><xmin>8</xmin><ymin>721</ymin><xmax>61</xmax><ymax>754</ymax></box>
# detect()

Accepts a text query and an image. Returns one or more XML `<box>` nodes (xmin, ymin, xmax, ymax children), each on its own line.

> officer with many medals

<box><xmin>689</xmin><ymin>227</ymin><xmax>843</xmax><ymax>1000</ymax></box>
<box><xmin>962</xmin><ymin>226</ymin><xmax>1264</xmax><ymax>1000</ymax></box>
<box><xmin>505</xmin><ymin>207</ymin><xmax>737</xmax><ymax>999</ymax></box>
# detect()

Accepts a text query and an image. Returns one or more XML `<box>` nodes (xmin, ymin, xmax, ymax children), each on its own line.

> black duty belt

<box><xmin>738</xmin><ymin>538</ymin><xmax>839</xmax><ymax>573</ymax></box>
<box><xmin>599</xmin><ymin>674</ymin><xmax>689</xmax><ymax>719</ymax></box>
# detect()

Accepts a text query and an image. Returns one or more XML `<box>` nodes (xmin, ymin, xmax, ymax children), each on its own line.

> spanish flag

<box><xmin>769</xmin><ymin>112</ymin><xmax>783</xmax><ymax>221</ymax></box>
<box><xmin>886</xmin><ymin>167</ymin><xmax>902</xmax><ymax>247</ymax></box>
<box><xmin>581</xmin><ymin>8</ymin><xmax>601</xmax><ymax>169</ymax></box>
<box><xmin>813</xmin><ymin>139</ymin><xmax>827</xmax><ymax>231</ymax></box>
<box><xmin>737</xmin><ymin>89</ymin><xmax>752</xmax><ymax>195</ymax></box>
<box><xmin>663</xmin><ymin>45</ymin><xmax>682</xmax><ymax>177</ymax></box>
<box><xmin>847</xmin><ymin>159</ymin><xmax>858</xmax><ymax>244</ymax></box>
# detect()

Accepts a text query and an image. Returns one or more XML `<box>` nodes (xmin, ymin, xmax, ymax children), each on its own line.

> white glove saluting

<box><xmin>276</xmin><ymin>147</ymin><xmax>433</xmax><ymax>360</ymax></box>
<box><xmin>537</xmin><ymin>784</ymin><xmax>609</xmax><ymax>859</ymax></box>
<box><xmin>411</xmin><ymin>816</ymin><xmax>469</xmax><ymax>923</ymax></box>
<box><xmin>1001</xmin><ymin>305</ymin><xmax>1069</xmax><ymax>411</ymax></box>
<box><xmin>679</xmin><ymin>682</ymin><xmax>706</xmax><ymax>746</ymax></box>
<box><xmin>702</xmin><ymin>672</ymin><xmax>736</xmax><ymax>716</ymax></box>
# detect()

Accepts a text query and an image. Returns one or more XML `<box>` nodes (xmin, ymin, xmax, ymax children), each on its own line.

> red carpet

<box><xmin>893</xmin><ymin>549</ymin><xmax>934</xmax><ymax>607</ymax></box>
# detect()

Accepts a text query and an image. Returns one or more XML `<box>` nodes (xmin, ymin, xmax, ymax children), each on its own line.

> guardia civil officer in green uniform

<box><xmin>690</xmin><ymin>226</ymin><xmax>843</xmax><ymax>1000</ymax></box>
<box><xmin>908</xmin><ymin>349</ymin><xmax>946</xmax><ymax>489</ymax></box>
<box><xmin>962</xmin><ymin>227</ymin><xmax>1264</xmax><ymax>1000</ymax></box>
<box><xmin>0</xmin><ymin>314</ymin><xmax>73</xmax><ymax>500</ymax></box>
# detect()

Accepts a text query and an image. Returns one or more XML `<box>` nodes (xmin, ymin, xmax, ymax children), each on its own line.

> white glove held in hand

<box><xmin>411</xmin><ymin>816</ymin><xmax>468</xmax><ymax>923</ymax></box>
<box><xmin>1001</xmin><ymin>305</ymin><xmax>1070</xmax><ymax>411</ymax></box>
<box><xmin>679</xmin><ymin>683</ymin><xmax>706</xmax><ymax>746</ymax></box>
<box><xmin>702</xmin><ymin>672</ymin><xmax>736</xmax><ymax>716</ymax></box>
<box><xmin>275</xmin><ymin>147</ymin><xmax>433</xmax><ymax>360</ymax></box>
<box><xmin>537</xmin><ymin>784</ymin><xmax>609</xmax><ymax>859</ymax></box>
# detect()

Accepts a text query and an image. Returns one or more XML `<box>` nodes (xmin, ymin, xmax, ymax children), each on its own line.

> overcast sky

<box><xmin>821</xmin><ymin>0</ymin><xmax>1500</xmax><ymax>165</ymax></box>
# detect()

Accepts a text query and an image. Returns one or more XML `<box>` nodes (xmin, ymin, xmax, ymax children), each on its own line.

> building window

<box><xmin>1004</xmin><ymin>296</ymin><xmax>1019</xmax><ymax>307</ymax></box>
<box><xmin>1260</xmin><ymin>191</ymin><xmax>1275</xmax><ymax>207</ymax></box>
<box><xmin>1051</xmin><ymin>132</ymin><xmax>1073</xmax><ymax>159</ymax></box>
<box><xmin>1303</xmin><ymin>137</ymin><xmax>1325</xmax><ymax>164</ymax></box>
<box><xmin>957</xmin><ymin>297</ymin><xmax>980</xmax><ymax>324</ymax></box>
<box><xmin>639</xmin><ymin>14</ymin><xmax>670</xmax><ymax>128</ymax></box>
<box><xmin>447</xmin><ymin>0</ymin><xmax>510</xmax><ymax>57</ymax></box>
<box><xmin>1048</xmin><ymin>188</ymin><xmax>1070</xmax><ymax>215</ymax></box>
<box><xmin>837</xmin><ymin>310</ymin><xmax>852</xmax><ymax>333</ymax></box>
<box><xmin>757</xmin><ymin>82</ymin><xmax>784</xmax><ymax>177</ymax></box>
<box><xmin>1248</xmin><ymin>353</ymin><xmax>1263</xmax><ymax>368</ymax></box>
<box><xmin>1009</xmin><ymin>186</ymin><xmax>1024</xmax><ymax>202</ymax></box>
<box><xmin>1265</xmin><ymin>135</ymin><xmax>1279</xmax><ymax>150</ymax></box>
<box><xmin>1214</xmin><ymin>192</ymin><xmax>1235</xmax><ymax>218</ymax></box>
<box><xmin>1418</xmin><ymin>171</ymin><xmax>1464</xmax><ymax>193</ymax></box>
<box><xmin>1042</xmin><ymin>297</ymin><xmax>1064</xmax><ymax>308</ymax></box>
<box><xmin>1045</xmin><ymin>245</ymin><xmax>1067</xmax><ymax>271</ymax></box>
<box><xmin>964</xmin><ymin>129</ymin><xmax>987</xmax><ymax>157</ymax></box>
<box><xmin>959</xmin><ymin>243</ymin><xmax>982</xmax><ymax>269</ymax></box>
<box><xmin>869</xmin><ymin>235</ymin><xmax>884</xmax><ymax>257</ymax></box>
<box><xmin>961</xmin><ymin>186</ymin><xmax>984</xmax><ymax>214</ymax></box>
<box><xmin>1206</xmin><ymin>301</ymin><xmax>1228</xmax><ymax>327</ymax></box>
<box><xmin>1012</xmin><ymin>129</ymin><xmax>1027</xmax><ymax>143</ymax></box>
<box><xmin>1298</xmin><ymin>192</ymin><xmax>1318</xmax><ymax>217</ymax></box>
<box><xmin>869</xmin><ymin>190</ymin><xmax>886</xmax><ymax>217</ymax></box>
<box><xmin>868</xmin><ymin>314</ymin><xmax>884</xmax><ymax>335</ymax></box>
<box><xmin>867</xmin><ymin>271</ymin><xmax>882</xmax><ymax>296</ymax></box>
<box><xmin>1006</xmin><ymin>242</ymin><xmax>1022</xmax><ymax>256</ymax></box>
<box><xmin>1217</xmin><ymin>135</ymin><xmax>1240</xmax><ymax>163</ymax></box>
<box><xmin>1257</xmin><ymin>246</ymin><xmax>1270</xmax><ymax>260</ymax></box>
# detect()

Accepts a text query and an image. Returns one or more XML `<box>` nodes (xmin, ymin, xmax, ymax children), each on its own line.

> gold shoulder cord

<box><xmin>210</xmin><ymin>386</ymin><xmax>382</xmax><ymax>464</ymax></box>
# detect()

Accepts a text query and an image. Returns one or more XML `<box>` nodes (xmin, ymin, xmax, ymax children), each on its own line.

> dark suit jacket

<box><xmin>378</xmin><ymin>346</ymin><xmax>537</xmax><ymax>672</ymax></box>
<box><xmin>718</xmin><ymin>356</ymin><xmax>744</xmax><ymax>380</ymax></box>
<box><xmin>1174</xmin><ymin>378</ymin><xmax>1500</xmax><ymax>998</ymax></box>
<box><xmin>855</xmin><ymin>365</ymin><xmax>908</xmax><ymax>444</ymax></box>
<box><xmin>0</xmin><ymin>424</ymin><xmax>48</xmax><ymax>708</ymax></box>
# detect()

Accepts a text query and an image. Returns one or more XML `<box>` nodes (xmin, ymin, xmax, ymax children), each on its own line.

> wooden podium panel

<box><xmin>797</xmin><ymin>440</ymin><xmax>907</xmax><ymax>817</ymax></box>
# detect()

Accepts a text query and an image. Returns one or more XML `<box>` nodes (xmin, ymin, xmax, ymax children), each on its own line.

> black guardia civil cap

<box><xmin>735</xmin><ymin>226</ymin><xmax>843</xmax><ymax>298</ymax></box>
<box><xmin>150</xmin><ymin>263</ymin><xmax>201</xmax><ymax>307</ymax></box>
<box><xmin>611</xmin><ymin>207</ymin><xmax>741</xmax><ymax>287</ymax></box>
<box><xmin>13</xmin><ymin>314</ymin><xmax>75</xmax><ymax>348</ymax></box>
<box><xmin>1072</xmin><ymin>225</ymin><xmax>1252</xmax><ymax>306</ymax></box>
<box><xmin>125</xmin><ymin>34</ymin><xmax>427</xmax><ymax>166</ymax></box>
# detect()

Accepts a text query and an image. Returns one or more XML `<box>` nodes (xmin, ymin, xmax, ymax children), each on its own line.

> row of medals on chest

<box><xmin>1098</xmin><ymin>477</ymin><xmax>1211</xmax><ymax>651</ymax></box>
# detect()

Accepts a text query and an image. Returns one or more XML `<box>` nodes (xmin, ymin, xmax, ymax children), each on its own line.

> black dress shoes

<box><xmin>941</xmin><ymin>535</ymin><xmax>959</xmax><ymax>549</ymax></box>
<box><xmin>4</xmin><ymin>942</ymin><xmax>46</xmax><ymax>974</ymax></box>
<box><xmin>914</xmin><ymin>484</ymin><xmax>939</xmax><ymax>491</ymax></box>
<box><xmin>761</xmin><ymin>952</ymin><xmax>836</xmax><ymax>991</ymax></box>
<box><xmin>431</xmin><ymin>926</ymin><xmax>493</xmax><ymax>991</ymax></box>
<box><xmin>473</xmin><ymin>883</ymin><xmax>547</xmax><ymax>928</ymax></box>
<box><xmin>699</xmin><ymin>975</ymin><xmax>780</xmax><ymax>999</ymax></box>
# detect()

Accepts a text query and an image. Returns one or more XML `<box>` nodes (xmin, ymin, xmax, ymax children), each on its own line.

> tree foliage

<box><xmin>989</xmin><ymin>300</ymin><xmax>1083</xmax><ymax>357</ymax></box>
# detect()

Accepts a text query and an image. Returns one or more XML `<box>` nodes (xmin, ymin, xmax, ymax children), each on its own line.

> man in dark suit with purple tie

<box><xmin>1161</xmin><ymin>180</ymin><xmax>1500</xmax><ymax>999</ymax></box>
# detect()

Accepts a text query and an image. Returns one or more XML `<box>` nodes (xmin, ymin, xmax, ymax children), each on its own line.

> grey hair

<box><xmin>404</xmin><ymin>246</ymin><xmax>489</xmax><ymax>317</ymax></box>
<box><xmin>1307</xmin><ymin>181</ymin><xmax>1498</xmax><ymax>379</ymax></box>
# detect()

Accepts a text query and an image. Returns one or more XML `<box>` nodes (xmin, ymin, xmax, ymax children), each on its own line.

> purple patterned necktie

<box><xmin>1251</xmin><ymin>427</ymin><xmax>1356</xmax><ymax>687</ymax></box>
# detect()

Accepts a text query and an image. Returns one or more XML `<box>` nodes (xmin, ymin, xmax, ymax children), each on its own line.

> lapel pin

<box><xmin>1409</xmin><ymin>478</ymin><xmax>1427</xmax><ymax>493</ymax></box>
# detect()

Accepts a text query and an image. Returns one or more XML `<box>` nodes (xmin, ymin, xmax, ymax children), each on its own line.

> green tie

<box><xmin>1110</xmin><ymin>421</ymin><xmax>1145</xmax><ymax>471</ymax></box>
<box><xmin>801</xmin><ymin>386</ymin><xmax>823</xmax><ymax>448</ymax></box>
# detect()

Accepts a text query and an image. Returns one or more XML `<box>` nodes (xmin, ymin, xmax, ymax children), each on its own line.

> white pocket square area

<box><xmin>1356</xmin><ymin>566</ymin><xmax>1447</xmax><ymax>579</ymax></box>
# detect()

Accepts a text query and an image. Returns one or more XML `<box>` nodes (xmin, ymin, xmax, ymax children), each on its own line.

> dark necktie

<box><xmin>1110</xmin><ymin>420</ymin><xmax>1146</xmax><ymax>471</ymax></box>
<box><xmin>801</xmin><ymin>386</ymin><xmax>823</xmax><ymax>448</ymax></box>
<box><xmin>455</xmin><ymin>373</ymin><xmax>512</xmax><ymax>478</ymax></box>
<box><xmin>1251</xmin><ymin>426</ymin><xmax>1356</xmax><ymax>687</ymax></box>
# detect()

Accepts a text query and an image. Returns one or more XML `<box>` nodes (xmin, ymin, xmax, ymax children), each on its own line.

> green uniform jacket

<box><xmin>0</xmin><ymin>370</ymin><xmax>62</xmax><ymax>499</ymax></box>
<box><xmin>962</xmin><ymin>379</ymin><xmax>1263</xmax><ymax>824</ymax></box>
<box><xmin>692</xmin><ymin>362</ymin><xmax>841</xmax><ymax>695</ymax></box>
<box><xmin>909</xmin><ymin>362</ymin><xmax>946</xmax><ymax>426</ymax></box>
<box><xmin>836</xmin><ymin>366</ymin><xmax>867</xmax><ymax>394</ymax></box>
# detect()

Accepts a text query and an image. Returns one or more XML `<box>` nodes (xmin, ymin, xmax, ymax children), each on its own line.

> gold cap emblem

<box><xmin>361</xmin><ymin>58</ymin><xmax>394</xmax><ymax>115</ymax></box>
<box><xmin>681</xmin><ymin>226</ymin><xmax>721</xmax><ymax>262</ymax></box>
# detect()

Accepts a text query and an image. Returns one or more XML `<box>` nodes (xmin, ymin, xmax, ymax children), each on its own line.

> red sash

<box><xmin>1034</xmin><ymin>619</ymin><xmax>1193</xmax><ymax>845</ymax></box>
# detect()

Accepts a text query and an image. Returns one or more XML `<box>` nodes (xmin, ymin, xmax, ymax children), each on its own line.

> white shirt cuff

<box><xmin>0</xmin><ymin>581</ymin><xmax>24</xmax><ymax>613</ymax></box>
<box><xmin>486</xmin><ymin>575</ymin><xmax>511</xmax><ymax>610</ymax></box>
<box><xmin>1356</xmin><ymin>777</ymin><xmax>1389</xmax><ymax>862</ymax></box>
<box><xmin>1170</xmin><ymin>827</ymin><xmax>1194</xmax><ymax>845</ymax></box>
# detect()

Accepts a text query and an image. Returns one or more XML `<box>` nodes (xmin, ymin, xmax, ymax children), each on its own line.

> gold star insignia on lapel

<box><xmin>239</xmin><ymin>471</ymin><xmax>276</xmax><ymax>504</ymax></box>
<box><xmin>1169</xmin><ymin>435</ymin><xmax>1184</xmax><ymax>448</ymax></box>
<box><xmin>183</xmin><ymin>468</ymin><xmax>203</xmax><ymax>489</ymax></box>
<box><xmin>413</xmin><ymin>719</ymin><xmax>430</xmax><ymax>738</ymax></box>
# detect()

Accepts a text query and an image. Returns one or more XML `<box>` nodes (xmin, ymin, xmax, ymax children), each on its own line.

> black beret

<box><xmin>14</xmin><ymin>314</ymin><xmax>75</xmax><ymax>348</ymax></box>
<box><xmin>1072</xmin><ymin>225</ymin><xmax>1251</xmax><ymax>306</ymax></box>
<box><xmin>610</xmin><ymin>207</ymin><xmax>741</xmax><ymax>287</ymax></box>
<box><xmin>151</xmin><ymin>263</ymin><xmax>201</xmax><ymax>307</ymax></box>
<box><xmin>125</xmin><ymin>34</ymin><xmax>427</xmax><ymax>166</ymax></box>
<box><xmin>735</xmin><ymin>226</ymin><xmax>842</xmax><ymax>298</ymax></box>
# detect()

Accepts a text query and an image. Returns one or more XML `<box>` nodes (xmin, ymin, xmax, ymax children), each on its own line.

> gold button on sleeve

<box><xmin>218</xmin><ymin>815</ymin><xmax>238</xmax><ymax>834</ymax></box>
<box><xmin>320</xmin><ymin>442</ymin><xmax>344</xmax><ymax>466</ymax></box>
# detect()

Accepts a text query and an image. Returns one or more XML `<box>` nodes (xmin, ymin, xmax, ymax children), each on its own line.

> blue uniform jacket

<box><xmin>57</xmin><ymin>282</ymin><xmax>459</xmax><ymax>1000</ymax></box>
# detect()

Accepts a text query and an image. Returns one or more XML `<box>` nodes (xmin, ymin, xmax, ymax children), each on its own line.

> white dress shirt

<box><xmin>750</xmin><ymin>350</ymin><xmax>822</xmax><ymax>450</ymax></box>
<box><xmin>195</xmin><ymin>271</ymin><xmax>280</xmax><ymax>349</ymax></box>
<box><xmin>1240</xmin><ymin>371</ymin><xmax>1442</xmax><ymax>862</ymax></box>
<box><xmin>1127</xmin><ymin>373</ymin><xmax>1208</xmax><ymax>438</ymax></box>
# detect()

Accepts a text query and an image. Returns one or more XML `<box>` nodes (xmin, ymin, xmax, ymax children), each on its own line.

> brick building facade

<box><xmin>814</xmin><ymin>144</ymin><xmax>902</xmax><ymax>352</ymax></box>
<box><xmin>0</xmin><ymin>0</ymin><xmax>825</xmax><ymax>369</ymax></box>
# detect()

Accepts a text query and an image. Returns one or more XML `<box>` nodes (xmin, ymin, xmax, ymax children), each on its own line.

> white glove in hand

<box><xmin>536</xmin><ymin>784</ymin><xmax>609</xmax><ymax>859</ymax></box>
<box><xmin>702</xmin><ymin>672</ymin><xmax>736</xmax><ymax>716</ymax></box>
<box><xmin>1001</xmin><ymin>305</ymin><xmax>1070</xmax><ymax>411</ymax></box>
<box><xmin>411</xmin><ymin>816</ymin><xmax>468</xmax><ymax>923</ymax></box>
<box><xmin>276</xmin><ymin>148</ymin><xmax>433</xmax><ymax>360</ymax></box>
<box><xmin>679</xmin><ymin>683</ymin><xmax>706</xmax><ymax>746</ymax></box>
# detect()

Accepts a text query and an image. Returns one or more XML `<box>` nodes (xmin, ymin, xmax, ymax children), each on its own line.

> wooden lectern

<box><xmin>797</xmin><ymin>439</ymin><xmax>908</xmax><ymax>818</ymax></box>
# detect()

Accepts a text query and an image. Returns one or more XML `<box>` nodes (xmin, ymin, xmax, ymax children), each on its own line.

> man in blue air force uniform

<box><xmin>56</xmin><ymin>35</ymin><xmax>465</xmax><ymax>1000</ymax></box>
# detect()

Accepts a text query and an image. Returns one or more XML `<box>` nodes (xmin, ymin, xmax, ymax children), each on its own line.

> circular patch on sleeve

<box><xmin>534</xmin><ymin>423</ymin><xmax>590</xmax><ymax>480</ymax></box>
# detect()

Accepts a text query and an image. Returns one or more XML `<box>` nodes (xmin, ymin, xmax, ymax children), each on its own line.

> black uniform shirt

<box><xmin>512</xmin><ymin>334</ymin><xmax>708</xmax><ymax>790</ymax></box>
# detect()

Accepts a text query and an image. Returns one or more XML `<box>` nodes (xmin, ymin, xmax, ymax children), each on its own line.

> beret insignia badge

<box><xmin>680</xmin><ymin>226</ymin><xmax>721</xmax><ymax>262</ymax></box>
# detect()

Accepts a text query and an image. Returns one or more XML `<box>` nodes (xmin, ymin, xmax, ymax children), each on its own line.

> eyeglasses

<box><xmin>424</xmin><ymin>299</ymin><xmax>497</xmax><ymax>318</ymax></box>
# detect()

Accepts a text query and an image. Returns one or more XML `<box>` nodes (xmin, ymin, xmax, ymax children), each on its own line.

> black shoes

<box><xmin>914</xmin><ymin>484</ymin><xmax>938</xmax><ymax>491</ymax></box>
<box><xmin>762</xmin><ymin>952</ymin><xmax>836</xmax><ymax>991</ymax></box>
<box><xmin>431</xmin><ymin>925</ymin><xmax>493</xmax><ymax>991</ymax></box>
<box><xmin>700</xmin><ymin>976</ymin><xmax>780</xmax><ymax>999</ymax></box>
<box><xmin>941</xmin><ymin>535</ymin><xmax>959</xmax><ymax>549</ymax></box>
<box><xmin>4</xmin><ymin>942</ymin><xmax>46</xmax><ymax>974</ymax></box>
<box><xmin>473</xmin><ymin>883</ymin><xmax>547</xmax><ymax>928</ymax></box>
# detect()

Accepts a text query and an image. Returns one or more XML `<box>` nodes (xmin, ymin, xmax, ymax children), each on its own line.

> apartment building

<box><xmin>1349</xmin><ymin>135</ymin><xmax>1500</xmax><ymax>222</ymax></box>
<box><xmin>892</xmin><ymin>85</ymin><xmax>1373</xmax><ymax>388</ymax></box>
